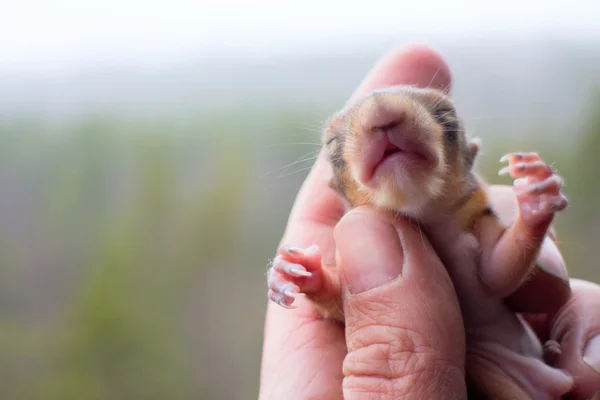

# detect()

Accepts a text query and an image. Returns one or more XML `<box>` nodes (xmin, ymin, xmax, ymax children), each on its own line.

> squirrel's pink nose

<box><xmin>360</xmin><ymin>101</ymin><xmax>407</xmax><ymax>134</ymax></box>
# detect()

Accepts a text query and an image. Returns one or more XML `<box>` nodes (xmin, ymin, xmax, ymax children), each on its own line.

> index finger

<box><xmin>260</xmin><ymin>45</ymin><xmax>453</xmax><ymax>399</ymax></box>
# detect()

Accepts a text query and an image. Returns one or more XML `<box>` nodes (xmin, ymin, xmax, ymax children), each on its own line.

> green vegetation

<box><xmin>0</xmin><ymin>94</ymin><xmax>598</xmax><ymax>398</ymax></box>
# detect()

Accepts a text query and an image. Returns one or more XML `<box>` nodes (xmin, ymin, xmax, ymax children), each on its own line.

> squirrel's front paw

<box><xmin>266</xmin><ymin>244</ymin><xmax>324</xmax><ymax>309</ymax></box>
<box><xmin>499</xmin><ymin>152</ymin><xmax>567</xmax><ymax>226</ymax></box>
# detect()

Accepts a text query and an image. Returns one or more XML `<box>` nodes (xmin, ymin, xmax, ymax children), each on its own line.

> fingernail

<box><xmin>334</xmin><ymin>209</ymin><xmax>404</xmax><ymax>294</ymax></box>
<box><xmin>584</xmin><ymin>335</ymin><xmax>600</xmax><ymax>375</ymax></box>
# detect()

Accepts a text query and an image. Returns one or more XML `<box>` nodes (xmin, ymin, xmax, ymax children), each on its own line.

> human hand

<box><xmin>487</xmin><ymin>185</ymin><xmax>600</xmax><ymax>399</ymax></box>
<box><xmin>260</xmin><ymin>46</ymin><xmax>468</xmax><ymax>399</ymax></box>
<box><xmin>259</xmin><ymin>45</ymin><xmax>600</xmax><ymax>399</ymax></box>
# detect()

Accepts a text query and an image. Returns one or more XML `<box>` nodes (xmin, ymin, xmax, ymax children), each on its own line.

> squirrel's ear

<box><xmin>466</xmin><ymin>137</ymin><xmax>481</xmax><ymax>168</ymax></box>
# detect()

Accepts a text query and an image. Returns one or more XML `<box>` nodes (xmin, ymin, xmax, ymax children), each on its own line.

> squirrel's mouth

<box><xmin>383</xmin><ymin>140</ymin><xmax>402</xmax><ymax>157</ymax></box>
<box><xmin>357</xmin><ymin>132</ymin><xmax>438</xmax><ymax>186</ymax></box>
<box><xmin>383</xmin><ymin>137</ymin><xmax>430</xmax><ymax>161</ymax></box>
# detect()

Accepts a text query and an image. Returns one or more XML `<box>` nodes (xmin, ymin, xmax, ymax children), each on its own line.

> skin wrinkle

<box><xmin>346</xmin><ymin>294</ymin><xmax>401</xmax><ymax>323</ymax></box>
<box><xmin>344</xmin><ymin>321</ymin><xmax>446</xmax><ymax>380</ymax></box>
<box><xmin>265</xmin><ymin>344</ymin><xmax>342</xmax><ymax>400</ymax></box>
<box><xmin>343</xmin><ymin>361</ymin><xmax>465</xmax><ymax>398</ymax></box>
<box><xmin>344</xmin><ymin>375</ymin><xmax>420</xmax><ymax>397</ymax></box>
<box><xmin>261</xmin><ymin>308</ymin><xmax>346</xmax><ymax>398</ymax></box>
<box><xmin>270</xmin><ymin>318</ymin><xmax>329</xmax><ymax>366</ymax></box>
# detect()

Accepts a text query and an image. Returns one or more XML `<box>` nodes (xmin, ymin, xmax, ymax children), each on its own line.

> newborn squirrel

<box><xmin>267</xmin><ymin>85</ymin><xmax>572</xmax><ymax>399</ymax></box>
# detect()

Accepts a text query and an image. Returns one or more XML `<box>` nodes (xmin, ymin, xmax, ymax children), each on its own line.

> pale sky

<box><xmin>1</xmin><ymin>0</ymin><xmax>598</xmax><ymax>76</ymax></box>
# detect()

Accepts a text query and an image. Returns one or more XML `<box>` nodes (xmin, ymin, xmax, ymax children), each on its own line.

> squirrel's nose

<box><xmin>360</xmin><ymin>101</ymin><xmax>406</xmax><ymax>134</ymax></box>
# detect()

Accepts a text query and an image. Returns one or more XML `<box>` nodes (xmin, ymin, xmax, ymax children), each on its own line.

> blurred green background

<box><xmin>2</xmin><ymin>23</ymin><xmax>600</xmax><ymax>400</ymax></box>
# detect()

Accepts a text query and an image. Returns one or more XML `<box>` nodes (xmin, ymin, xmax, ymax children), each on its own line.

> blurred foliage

<box><xmin>0</xmin><ymin>90</ymin><xmax>598</xmax><ymax>399</ymax></box>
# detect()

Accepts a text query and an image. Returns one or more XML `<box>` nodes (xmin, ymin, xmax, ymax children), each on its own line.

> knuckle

<box><xmin>351</xmin><ymin>295</ymin><xmax>399</xmax><ymax>321</ymax></box>
<box><xmin>343</xmin><ymin>322</ymin><xmax>458</xmax><ymax>397</ymax></box>
<box><xmin>344</xmin><ymin>333</ymin><xmax>429</xmax><ymax>378</ymax></box>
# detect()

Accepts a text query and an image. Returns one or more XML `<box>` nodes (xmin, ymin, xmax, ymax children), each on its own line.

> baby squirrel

<box><xmin>267</xmin><ymin>85</ymin><xmax>571</xmax><ymax>399</ymax></box>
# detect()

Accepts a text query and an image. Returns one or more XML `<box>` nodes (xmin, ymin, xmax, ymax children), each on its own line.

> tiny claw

<box><xmin>273</xmin><ymin>257</ymin><xmax>313</xmax><ymax>277</ymax></box>
<box><xmin>500</xmin><ymin>152</ymin><xmax>525</xmax><ymax>163</ymax></box>
<box><xmin>283</xmin><ymin>289</ymin><xmax>306</xmax><ymax>299</ymax></box>
<box><xmin>280</xmin><ymin>244</ymin><xmax>303</xmax><ymax>256</ymax></box>
<box><xmin>279</xmin><ymin>244</ymin><xmax>320</xmax><ymax>257</ymax></box>
<box><xmin>514</xmin><ymin>162</ymin><xmax>527</xmax><ymax>171</ymax></box>
<box><xmin>289</xmin><ymin>265</ymin><xmax>312</xmax><ymax>277</ymax></box>
<box><xmin>498</xmin><ymin>166</ymin><xmax>510</xmax><ymax>176</ymax></box>
<box><xmin>513</xmin><ymin>177</ymin><xmax>529</xmax><ymax>186</ymax></box>
<box><xmin>277</xmin><ymin>298</ymin><xmax>296</xmax><ymax>309</ymax></box>
<box><xmin>269</xmin><ymin>289</ymin><xmax>296</xmax><ymax>309</ymax></box>
<box><xmin>549</xmin><ymin>197</ymin><xmax>568</xmax><ymax>212</ymax></box>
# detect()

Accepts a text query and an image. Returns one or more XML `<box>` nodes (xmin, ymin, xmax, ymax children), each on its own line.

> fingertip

<box><xmin>385</xmin><ymin>43</ymin><xmax>452</xmax><ymax>90</ymax></box>
<box><xmin>334</xmin><ymin>207</ymin><xmax>404</xmax><ymax>294</ymax></box>
<box><xmin>334</xmin><ymin>207</ymin><xmax>391</xmax><ymax>239</ymax></box>
<box><xmin>352</xmin><ymin>44</ymin><xmax>452</xmax><ymax>100</ymax></box>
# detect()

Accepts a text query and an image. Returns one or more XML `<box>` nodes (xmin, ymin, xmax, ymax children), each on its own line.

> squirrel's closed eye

<box><xmin>325</xmin><ymin>136</ymin><xmax>338</xmax><ymax>145</ymax></box>
<box><xmin>434</xmin><ymin>108</ymin><xmax>455</xmax><ymax>121</ymax></box>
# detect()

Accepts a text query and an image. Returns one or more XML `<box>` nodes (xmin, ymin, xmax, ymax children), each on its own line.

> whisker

<box><xmin>265</xmin><ymin>142</ymin><xmax>322</xmax><ymax>149</ymax></box>
<box><xmin>260</xmin><ymin>151</ymin><xmax>319</xmax><ymax>178</ymax></box>
<box><xmin>262</xmin><ymin>164</ymin><xmax>317</xmax><ymax>191</ymax></box>
<box><xmin>426</xmin><ymin>69</ymin><xmax>441</xmax><ymax>89</ymax></box>
<box><xmin>262</xmin><ymin>123</ymin><xmax>326</xmax><ymax>135</ymax></box>
<box><xmin>437</xmin><ymin>111</ymin><xmax>455</xmax><ymax>120</ymax></box>
<box><xmin>416</xmin><ymin>220</ymin><xmax>427</xmax><ymax>251</ymax></box>
<box><xmin>431</xmin><ymin>85</ymin><xmax>453</xmax><ymax>113</ymax></box>
<box><xmin>275</xmin><ymin>165</ymin><xmax>315</xmax><ymax>180</ymax></box>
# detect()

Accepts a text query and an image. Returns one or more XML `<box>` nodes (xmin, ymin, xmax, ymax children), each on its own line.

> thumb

<box><xmin>334</xmin><ymin>207</ymin><xmax>466</xmax><ymax>399</ymax></box>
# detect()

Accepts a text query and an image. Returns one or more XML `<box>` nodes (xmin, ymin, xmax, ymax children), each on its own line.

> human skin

<box><xmin>258</xmin><ymin>45</ymin><xmax>600</xmax><ymax>399</ymax></box>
